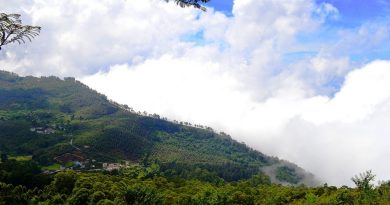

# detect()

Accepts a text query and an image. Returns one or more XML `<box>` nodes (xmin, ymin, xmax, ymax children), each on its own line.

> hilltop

<box><xmin>0</xmin><ymin>70</ymin><xmax>316</xmax><ymax>185</ymax></box>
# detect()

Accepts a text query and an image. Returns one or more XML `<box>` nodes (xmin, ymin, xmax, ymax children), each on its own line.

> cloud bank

<box><xmin>84</xmin><ymin>58</ymin><xmax>390</xmax><ymax>186</ymax></box>
<box><xmin>2</xmin><ymin>0</ymin><xmax>390</xmax><ymax>186</ymax></box>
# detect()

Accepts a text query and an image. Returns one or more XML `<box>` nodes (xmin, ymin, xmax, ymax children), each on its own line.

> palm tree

<box><xmin>0</xmin><ymin>13</ymin><xmax>41</xmax><ymax>50</ymax></box>
<box><xmin>167</xmin><ymin>0</ymin><xmax>211</xmax><ymax>11</ymax></box>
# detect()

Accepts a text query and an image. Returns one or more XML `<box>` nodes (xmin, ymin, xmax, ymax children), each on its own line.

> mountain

<box><xmin>0</xmin><ymin>70</ymin><xmax>317</xmax><ymax>185</ymax></box>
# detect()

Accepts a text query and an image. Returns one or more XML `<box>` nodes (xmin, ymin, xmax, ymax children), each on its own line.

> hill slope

<box><xmin>0</xmin><ymin>70</ymin><xmax>317</xmax><ymax>185</ymax></box>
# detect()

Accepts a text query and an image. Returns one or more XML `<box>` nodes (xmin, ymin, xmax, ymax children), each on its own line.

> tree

<box><xmin>0</xmin><ymin>153</ymin><xmax>7</xmax><ymax>163</ymax></box>
<box><xmin>0</xmin><ymin>13</ymin><xmax>41</xmax><ymax>50</ymax></box>
<box><xmin>352</xmin><ymin>170</ymin><xmax>375</xmax><ymax>192</ymax></box>
<box><xmin>53</xmin><ymin>171</ymin><xmax>78</xmax><ymax>195</ymax></box>
<box><xmin>352</xmin><ymin>170</ymin><xmax>378</xmax><ymax>203</ymax></box>
<box><xmin>166</xmin><ymin>0</ymin><xmax>211</xmax><ymax>11</ymax></box>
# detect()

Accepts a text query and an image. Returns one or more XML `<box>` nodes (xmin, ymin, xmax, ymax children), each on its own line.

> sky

<box><xmin>1</xmin><ymin>0</ymin><xmax>390</xmax><ymax>186</ymax></box>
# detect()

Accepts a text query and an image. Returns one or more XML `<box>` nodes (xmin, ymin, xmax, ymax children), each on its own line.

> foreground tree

<box><xmin>0</xmin><ymin>13</ymin><xmax>41</xmax><ymax>50</ymax></box>
<box><xmin>352</xmin><ymin>170</ymin><xmax>375</xmax><ymax>192</ymax></box>
<box><xmin>166</xmin><ymin>0</ymin><xmax>211</xmax><ymax>11</ymax></box>
<box><xmin>352</xmin><ymin>170</ymin><xmax>379</xmax><ymax>203</ymax></box>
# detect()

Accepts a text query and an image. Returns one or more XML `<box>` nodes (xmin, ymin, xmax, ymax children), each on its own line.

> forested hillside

<box><xmin>2</xmin><ymin>70</ymin><xmax>390</xmax><ymax>204</ymax></box>
<box><xmin>0</xmin><ymin>70</ymin><xmax>314</xmax><ymax>185</ymax></box>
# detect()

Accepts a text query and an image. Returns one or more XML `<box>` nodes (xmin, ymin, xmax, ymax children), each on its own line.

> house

<box><xmin>44</xmin><ymin>128</ymin><xmax>56</xmax><ymax>134</ymax></box>
<box><xmin>103</xmin><ymin>163</ymin><xmax>121</xmax><ymax>171</ymax></box>
<box><xmin>30</xmin><ymin>127</ymin><xmax>56</xmax><ymax>135</ymax></box>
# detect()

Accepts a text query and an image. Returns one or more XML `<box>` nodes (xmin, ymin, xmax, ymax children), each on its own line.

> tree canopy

<box><xmin>167</xmin><ymin>0</ymin><xmax>211</xmax><ymax>11</ymax></box>
<box><xmin>0</xmin><ymin>13</ymin><xmax>41</xmax><ymax>50</ymax></box>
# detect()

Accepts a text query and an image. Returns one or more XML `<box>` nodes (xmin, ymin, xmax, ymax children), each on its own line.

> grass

<box><xmin>65</xmin><ymin>161</ymin><xmax>75</xmax><ymax>168</ymax></box>
<box><xmin>42</xmin><ymin>163</ymin><xmax>61</xmax><ymax>171</ymax></box>
<box><xmin>8</xmin><ymin>155</ymin><xmax>32</xmax><ymax>161</ymax></box>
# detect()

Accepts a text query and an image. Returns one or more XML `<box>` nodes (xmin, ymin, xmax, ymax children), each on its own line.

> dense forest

<box><xmin>1</xmin><ymin>159</ymin><xmax>390</xmax><ymax>204</ymax></box>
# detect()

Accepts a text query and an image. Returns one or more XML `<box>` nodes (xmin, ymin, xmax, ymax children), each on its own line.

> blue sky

<box><xmin>317</xmin><ymin>0</ymin><xmax>390</xmax><ymax>26</ymax></box>
<box><xmin>207</xmin><ymin>0</ymin><xmax>233</xmax><ymax>15</ymax></box>
<box><xmin>207</xmin><ymin>0</ymin><xmax>390</xmax><ymax>94</ymax></box>
<box><xmin>208</xmin><ymin>0</ymin><xmax>390</xmax><ymax>62</ymax></box>
<box><xmin>209</xmin><ymin>0</ymin><xmax>390</xmax><ymax>25</ymax></box>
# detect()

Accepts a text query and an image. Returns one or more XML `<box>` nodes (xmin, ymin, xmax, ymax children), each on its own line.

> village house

<box><xmin>30</xmin><ymin>127</ymin><xmax>56</xmax><ymax>135</ymax></box>
<box><xmin>103</xmin><ymin>163</ymin><xmax>121</xmax><ymax>171</ymax></box>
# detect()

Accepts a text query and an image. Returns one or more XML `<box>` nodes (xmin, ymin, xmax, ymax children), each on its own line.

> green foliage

<box><xmin>0</xmin><ymin>167</ymin><xmax>390</xmax><ymax>204</ymax></box>
<box><xmin>159</xmin><ymin>162</ymin><xmax>264</xmax><ymax>182</ymax></box>
<box><xmin>8</xmin><ymin>155</ymin><xmax>32</xmax><ymax>161</ymax></box>
<box><xmin>52</xmin><ymin>171</ymin><xmax>77</xmax><ymax>194</ymax></box>
<box><xmin>0</xmin><ymin>70</ymin><xmax>291</xmax><ymax>184</ymax></box>
<box><xmin>0</xmin><ymin>153</ymin><xmax>7</xmax><ymax>163</ymax></box>
<box><xmin>0</xmin><ymin>182</ymin><xmax>28</xmax><ymax>205</ymax></box>
<box><xmin>42</xmin><ymin>163</ymin><xmax>61</xmax><ymax>171</ymax></box>
<box><xmin>351</xmin><ymin>170</ymin><xmax>379</xmax><ymax>204</ymax></box>
<box><xmin>248</xmin><ymin>173</ymin><xmax>271</xmax><ymax>186</ymax></box>
<box><xmin>124</xmin><ymin>184</ymin><xmax>163</xmax><ymax>205</ymax></box>
<box><xmin>68</xmin><ymin>187</ymin><xmax>90</xmax><ymax>205</ymax></box>
<box><xmin>352</xmin><ymin>170</ymin><xmax>375</xmax><ymax>192</ymax></box>
<box><xmin>305</xmin><ymin>192</ymin><xmax>318</xmax><ymax>204</ymax></box>
<box><xmin>276</xmin><ymin>166</ymin><xmax>303</xmax><ymax>184</ymax></box>
<box><xmin>0</xmin><ymin>159</ymin><xmax>50</xmax><ymax>189</ymax></box>
<box><xmin>49</xmin><ymin>194</ymin><xmax>65</xmax><ymax>205</ymax></box>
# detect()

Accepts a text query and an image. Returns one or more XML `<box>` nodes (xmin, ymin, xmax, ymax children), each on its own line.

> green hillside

<box><xmin>2</xmin><ymin>70</ymin><xmax>390</xmax><ymax>205</ymax></box>
<box><xmin>0</xmin><ymin>70</ymin><xmax>314</xmax><ymax>185</ymax></box>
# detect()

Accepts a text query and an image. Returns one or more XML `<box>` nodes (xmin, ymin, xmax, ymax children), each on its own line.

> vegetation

<box><xmin>8</xmin><ymin>155</ymin><xmax>32</xmax><ymax>161</ymax></box>
<box><xmin>4</xmin><ymin>71</ymin><xmax>388</xmax><ymax>204</ymax></box>
<box><xmin>1</xmin><ymin>160</ymin><xmax>390</xmax><ymax>204</ymax></box>
<box><xmin>0</xmin><ymin>13</ymin><xmax>41</xmax><ymax>50</ymax></box>
<box><xmin>42</xmin><ymin>163</ymin><xmax>61</xmax><ymax>171</ymax></box>
<box><xmin>0</xmin><ymin>70</ymin><xmax>311</xmax><ymax>185</ymax></box>
<box><xmin>2</xmin><ymin>4</ymin><xmax>386</xmax><ymax>204</ymax></box>
<box><xmin>276</xmin><ymin>166</ymin><xmax>303</xmax><ymax>185</ymax></box>
<box><xmin>166</xmin><ymin>0</ymin><xmax>211</xmax><ymax>11</ymax></box>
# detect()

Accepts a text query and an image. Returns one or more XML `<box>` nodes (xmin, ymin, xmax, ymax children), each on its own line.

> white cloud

<box><xmin>83</xmin><ymin>55</ymin><xmax>251</xmax><ymax>128</ymax></box>
<box><xmin>315</xmin><ymin>2</ymin><xmax>339</xmax><ymax>21</ymax></box>
<box><xmin>0</xmin><ymin>0</ymin><xmax>333</xmax><ymax>95</ymax></box>
<box><xmin>322</xmin><ymin>21</ymin><xmax>390</xmax><ymax>58</ymax></box>
<box><xmin>0</xmin><ymin>0</ymin><xmax>205</xmax><ymax>76</ymax></box>
<box><xmin>303</xmin><ymin>61</ymin><xmax>390</xmax><ymax>124</ymax></box>
<box><xmin>84</xmin><ymin>58</ymin><xmax>390</xmax><ymax>186</ymax></box>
